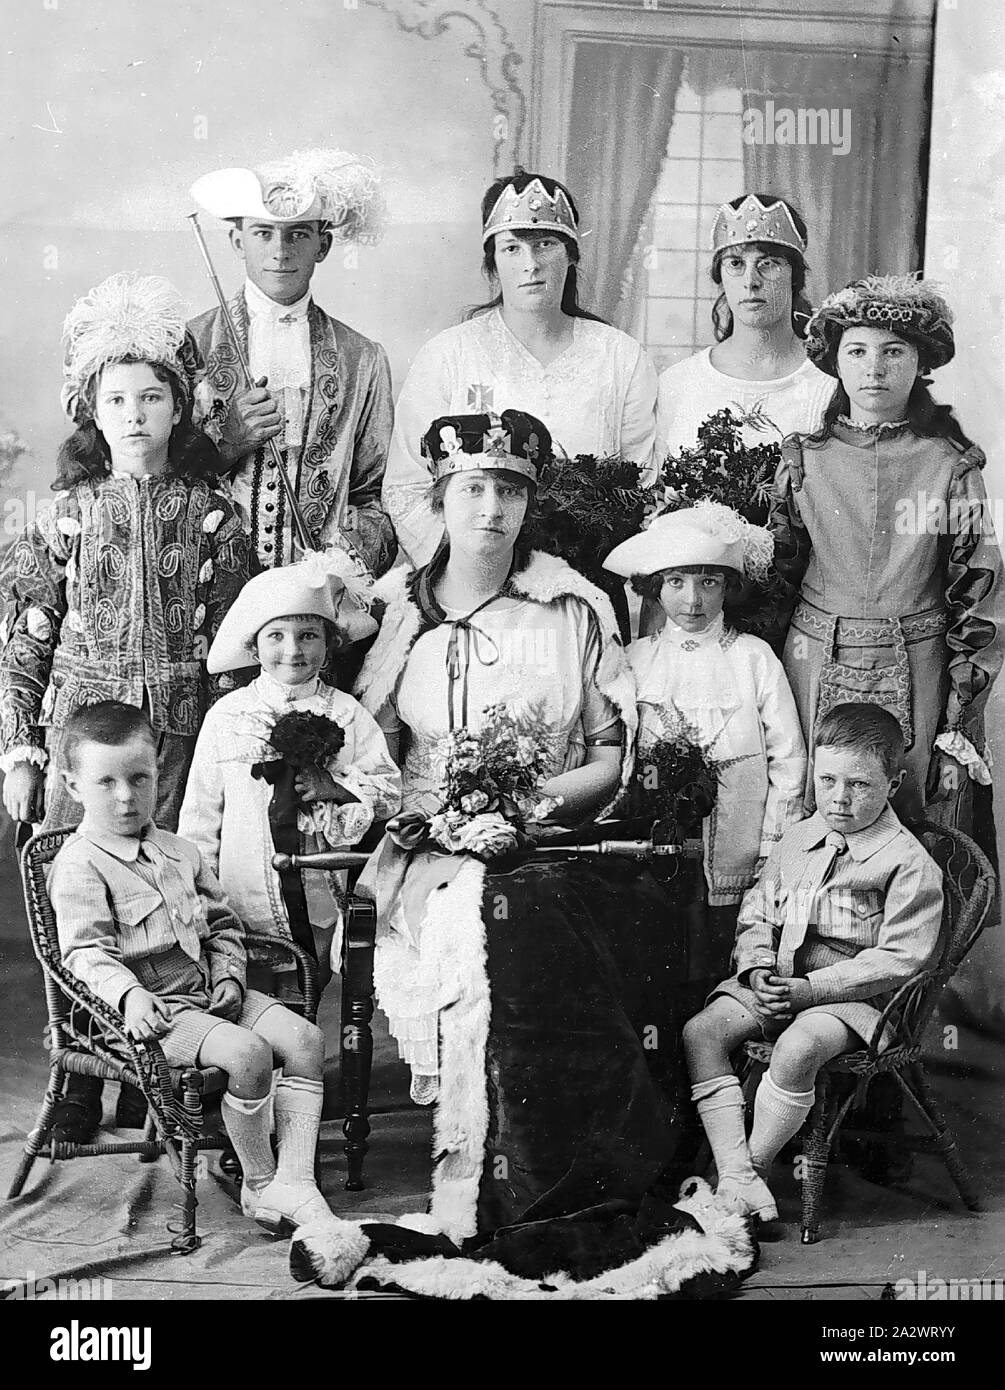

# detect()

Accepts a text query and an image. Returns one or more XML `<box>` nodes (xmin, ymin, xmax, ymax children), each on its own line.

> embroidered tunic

<box><xmin>772</xmin><ymin>420</ymin><xmax>1004</xmax><ymax>810</ymax></box>
<box><xmin>382</xmin><ymin>309</ymin><xmax>659</xmax><ymax>565</ymax></box>
<box><xmin>627</xmin><ymin>613</ymin><xmax>806</xmax><ymax>905</ymax></box>
<box><xmin>715</xmin><ymin>805</ymin><xmax>944</xmax><ymax>1048</ymax></box>
<box><xmin>0</xmin><ymin>477</ymin><xmax>250</xmax><ymax>770</ymax></box>
<box><xmin>656</xmin><ymin>347</ymin><xmax>833</xmax><ymax>455</ymax></box>
<box><xmin>190</xmin><ymin>287</ymin><xmax>396</xmax><ymax>574</ymax></box>
<box><xmin>178</xmin><ymin>672</ymin><xmax>401</xmax><ymax>952</ymax></box>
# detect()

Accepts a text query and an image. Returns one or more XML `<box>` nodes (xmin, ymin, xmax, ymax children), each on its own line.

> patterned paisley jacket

<box><xmin>0</xmin><ymin>475</ymin><xmax>251</xmax><ymax>767</ymax></box>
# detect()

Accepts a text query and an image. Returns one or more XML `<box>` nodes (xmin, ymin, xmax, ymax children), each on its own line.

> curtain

<box><xmin>565</xmin><ymin>43</ymin><xmax>685</xmax><ymax>326</ymax></box>
<box><xmin>736</xmin><ymin>50</ymin><xmax>931</xmax><ymax>304</ymax></box>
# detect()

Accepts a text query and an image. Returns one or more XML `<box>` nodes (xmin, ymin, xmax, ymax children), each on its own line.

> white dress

<box><xmin>383</xmin><ymin>309</ymin><xmax>659</xmax><ymax>565</ymax></box>
<box><xmin>178</xmin><ymin>671</ymin><xmax>401</xmax><ymax>963</ymax></box>
<box><xmin>627</xmin><ymin>613</ymin><xmax>806</xmax><ymax>905</ymax></box>
<box><xmin>656</xmin><ymin>346</ymin><xmax>834</xmax><ymax>457</ymax></box>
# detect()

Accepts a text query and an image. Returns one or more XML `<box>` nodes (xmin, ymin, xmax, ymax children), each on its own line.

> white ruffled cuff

<box><xmin>935</xmin><ymin>731</ymin><xmax>993</xmax><ymax>786</ymax></box>
<box><xmin>0</xmin><ymin>745</ymin><xmax>48</xmax><ymax>775</ymax></box>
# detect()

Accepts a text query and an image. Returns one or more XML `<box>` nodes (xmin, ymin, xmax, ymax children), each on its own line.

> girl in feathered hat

<box><xmin>178</xmin><ymin>558</ymin><xmax>401</xmax><ymax>1000</ymax></box>
<box><xmin>773</xmin><ymin>275</ymin><xmax>1003</xmax><ymax>843</ymax></box>
<box><xmin>0</xmin><ymin>273</ymin><xmax>252</xmax><ymax>1147</ymax></box>
<box><xmin>605</xmin><ymin>502</ymin><xmax>807</xmax><ymax>1003</ymax></box>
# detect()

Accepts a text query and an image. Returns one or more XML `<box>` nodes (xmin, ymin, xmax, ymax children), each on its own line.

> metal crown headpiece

<box><xmin>482</xmin><ymin>177</ymin><xmax>580</xmax><ymax>247</ymax></box>
<box><xmin>711</xmin><ymin>195</ymin><xmax>807</xmax><ymax>258</ymax></box>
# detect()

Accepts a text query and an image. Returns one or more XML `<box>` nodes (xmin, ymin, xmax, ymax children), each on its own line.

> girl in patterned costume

<box><xmin>0</xmin><ymin>273</ymin><xmax>251</xmax><ymax>1144</ymax></box>
<box><xmin>772</xmin><ymin>275</ymin><xmax>1003</xmax><ymax>841</ymax></box>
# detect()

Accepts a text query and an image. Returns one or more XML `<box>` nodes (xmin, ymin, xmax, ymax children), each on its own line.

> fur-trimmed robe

<box><xmin>285</xmin><ymin>552</ymin><xmax>756</xmax><ymax>1297</ymax></box>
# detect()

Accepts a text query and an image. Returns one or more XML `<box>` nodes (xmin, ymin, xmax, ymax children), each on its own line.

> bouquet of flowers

<box><xmin>388</xmin><ymin>703</ymin><xmax>562</xmax><ymax>860</ymax></box>
<box><xmin>628</xmin><ymin>710</ymin><xmax>720</xmax><ymax>840</ymax></box>
<box><xmin>263</xmin><ymin>711</ymin><xmax>346</xmax><ymax>768</ymax></box>
<box><xmin>656</xmin><ymin>408</ymin><xmax>782</xmax><ymax>526</ymax></box>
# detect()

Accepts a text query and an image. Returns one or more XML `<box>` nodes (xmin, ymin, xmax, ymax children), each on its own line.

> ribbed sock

<box><xmin>274</xmin><ymin>1076</ymin><xmax>324</xmax><ymax>1187</ymax></box>
<box><xmin>691</xmin><ymin>1074</ymin><xmax>757</xmax><ymax>1183</ymax></box>
<box><xmin>748</xmin><ymin>1072</ymin><xmax>816</xmax><ymax>1172</ymax></box>
<box><xmin>221</xmin><ymin>1092</ymin><xmax>276</xmax><ymax>1191</ymax></box>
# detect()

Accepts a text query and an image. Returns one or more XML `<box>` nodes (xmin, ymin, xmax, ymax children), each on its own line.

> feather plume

<box><xmin>259</xmin><ymin>148</ymin><xmax>386</xmax><ymax>245</ymax></box>
<box><xmin>62</xmin><ymin>274</ymin><xmax>189</xmax><ymax>393</ymax></box>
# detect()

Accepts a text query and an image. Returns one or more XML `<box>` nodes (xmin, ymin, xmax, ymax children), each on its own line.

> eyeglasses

<box><xmin>720</xmin><ymin>254</ymin><xmax>789</xmax><ymax>282</ymax></box>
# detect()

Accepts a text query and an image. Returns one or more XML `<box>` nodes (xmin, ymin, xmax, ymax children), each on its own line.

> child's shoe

<box><xmin>715</xmin><ymin>1173</ymin><xmax>778</xmax><ymax>1222</ymax></box>
<box><xmin>241</xmin><ymin>1179</ymin><xmax>333</xmax><ymax>1234</ymax></box>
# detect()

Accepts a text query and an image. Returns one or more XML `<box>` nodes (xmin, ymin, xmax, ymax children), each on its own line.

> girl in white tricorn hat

<box><xmin>178</xmin><ymin>558</ymin><xmax>401</xmax><ymax>997</ymax></box>
<box><xmin>188</xmin><ymin>148</ymin><xmax>396</xmax><ymax>577</ymax></box>
<box><xmin>605</xmin><ymin>502</ymin><xmax>806</xmax><ymax>1000</ymax></box>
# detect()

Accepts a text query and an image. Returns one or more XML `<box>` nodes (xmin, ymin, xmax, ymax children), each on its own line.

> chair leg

<box><xmin>138</xmin><ymin>1112</ymin><xmax>158</xmax><ymax>1163</ymax></box>
<box><xmin>899</xmin><ymin>1065</ymin><xmax>982</xmax><ymax>1212</ymax></box>
<box><xmin>341</xmin><ymin>899</ymin><xmax>376</xmax><ymax>1192</ymax></box>
<box><xmin>170</xmin><ymin>1074</ymin><xmax>204</xmax><ymax>1253</ymax></box>
<box><xmin>7</xmin><ymin>1063</ymin><xmax>64</xmax><ymax>1198</ymax></box>
<box><xmin>799</xmin><ymin>1079</ymin><xmax>833</xmax><ymax>1245</ymax></box>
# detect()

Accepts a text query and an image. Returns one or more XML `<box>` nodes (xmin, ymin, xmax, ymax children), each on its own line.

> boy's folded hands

<box><xmin>123</xmin><ymin>987</ymin><xmax>172</xmax><ymax>1042</ymax></box>
<box><xmin>749</xmin><ymin>969</ymin><xmax>813</xmax><ymax>1021</ymax></box>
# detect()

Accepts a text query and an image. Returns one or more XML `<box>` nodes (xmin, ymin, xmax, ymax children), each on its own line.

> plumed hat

<box><xmin>191</xmin><ymin>148</ymin><xmax>385</xmax><ymax>244</ymax></box>
<box><xmin>805</xmin><ymin>274</ymin><xmax>955</xmax><ymax>375</ymax></box>
<box><xmin>208</xmin><ymin>556</ymin><xmax>378</xmax><ymax>674</ymax></box>
<box><xmin>421</xmin><ymin>410</ymin><xmax>553</xmax><ymax>485</ymax></box>
<box><xmin>60</xmin><ymin>273</ymin><xmax>201</xmax><ymax>425</ymax></box>
<box><xmin>604</xmin><ymin>500</ymin><xmax>774</xmax><ymax>582</ymax></box>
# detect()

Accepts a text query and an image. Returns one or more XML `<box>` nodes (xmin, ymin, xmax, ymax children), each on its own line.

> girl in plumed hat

<box><xmin>0</xmin><ymin>272</ymin><xmax>252</xmax><ymax>1146</ymax></box>
<box><xmin>178</xmin><ymin>559</ymin><xmax>401</xmax><ymax>995</ymax></box>
<box><xmin>605</xmin><ymin>502</ymin><xmax>807</xmax><ymax>999</ymax></box>
<box><xmin>774</xmin><ymin>275</ymin><xmax>1003</xmax><ymax>839</ymax></box>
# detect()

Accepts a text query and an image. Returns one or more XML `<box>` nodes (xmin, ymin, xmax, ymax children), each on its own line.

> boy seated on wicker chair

<box><xmin>47</xmin><ymin>700</ymin><xmax>336</xmax><ymax>1234</ymax></box>
<box><xmin>683</xmin><ymin>702</ymin><xmax>944</xmax><ymax>1222</ymax></box>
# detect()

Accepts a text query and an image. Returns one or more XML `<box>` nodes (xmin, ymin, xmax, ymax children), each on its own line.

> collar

<box><xmin>800</xmin><ymin>804</ymin><xmax>903</xmax><ymax>860</ymax></box>
<box><xmin>659</xmin><ymin>612</ymin><xmax>726</xmax><ymax>651</ymax></box>
<box><xmin>834</xmin><ymin>416</ymin><xmax>912</xmax><ymax>445</ymax></box>
<box><xmin>244</xmin><ymin>277</ymin><xmax>311</xmax><ymax>323</ymax></box>
<box><xmin>76</xmin><ymin>820</ymin><xmax>181</xmax><ymax>864</ymax></box>
<box><xmin>254</xmin><ymin>669</ymin><xmax>323</xmax><ymax>705</ymax></box>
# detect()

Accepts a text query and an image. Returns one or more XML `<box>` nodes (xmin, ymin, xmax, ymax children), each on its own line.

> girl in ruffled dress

<box><xmin>605</xmin><ymin>502</ymin><xmax>807</xmax><ymax>1003</ymax></box>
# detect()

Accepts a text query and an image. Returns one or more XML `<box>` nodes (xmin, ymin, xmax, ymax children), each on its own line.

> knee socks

<box><xmin>221</xmin><ymin>1092</ymin><xmax>275</xmax><ymax>1191</ymax></box>
<box><xmin>691</xmin><ymin>1075</ymin><xmax>757</xmax><ymax>1183</ymax></box>
<box><xmin>273</xmin><ymin>1075</ymin><xmax>324</xmax><ymax>1188</ymax></box>
<box><xmin>748</xmin><ymin>1072</ymin><xmax>816</xmax><ymax>1173</ymax></box>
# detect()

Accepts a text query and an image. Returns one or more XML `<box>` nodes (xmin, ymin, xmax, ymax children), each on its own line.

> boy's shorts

<box><xmin>157</xmin><ymin>988</ymin><xmax>278</xmax><ymax>1068</ymax></box>
<box><xmin>709</xmin><ymin>976</ymin><xmax>891</xmax><ymax>1051</ymax></box>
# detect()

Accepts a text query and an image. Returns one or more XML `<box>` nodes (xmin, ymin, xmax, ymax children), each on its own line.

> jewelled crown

<box><xmin>421</xmin><ymin>410</ymin><xmax>552</xmax><ymax>484</ymax></box>
<box><xmin>711</xmin><ymin>194</ymin><xmax>807</xmax><ymax>258</ymax></box>
<box><xmin>482</xmin><ymin>178</ymin><xmax>580</xmax><ymax>246</ymax></box>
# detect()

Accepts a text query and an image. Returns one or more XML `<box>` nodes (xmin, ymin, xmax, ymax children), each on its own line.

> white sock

<box><xmin>692</xmin><ymin>1075</ymin><xmax>757</xmax><ymax>1183</ymax></box>
<box><xmin>748</xmin><ymin>1072</ymin><xmax>816</xmax><ymax>1173</ymax></box>
<box><xmin>222</xmin><ymin>1092</ymin><xmax>276</xmax><ymax>1190</ymax></box>
<box><xmin>274</xmin><ymin>1075</ymin><xmax>324</xmax><ymax>1188</ymax></box>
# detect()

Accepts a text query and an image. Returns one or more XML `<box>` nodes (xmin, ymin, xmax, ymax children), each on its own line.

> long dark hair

<box><xmin>465</xmin><ymin>169</ymin><xmax>607</xmax><ymax>324</ymax></box>
<box><xmin>53</xmin><ymin>358</ymin><xmax>224</xmax><ymax>490</ymax></box>
<box><xmin>711</xmin><ymin>194</ymin><xmax>812</xmax><ymax>341</ymax></box>
<box><xmin>804</xmin><ymin>378</ymin><xmax>973</xmax><ymax>450</ymax></box>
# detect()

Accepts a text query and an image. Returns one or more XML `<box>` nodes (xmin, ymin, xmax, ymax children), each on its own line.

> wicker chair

<box><xmin>742</xmin><ymin>819</ymin><xmax>996</xmax><ymax>1244</ymax></box>
<box><xmin>6</xmin><ymin>826</ymin><xmax>320</xmax><ymax>1253</ymax></box>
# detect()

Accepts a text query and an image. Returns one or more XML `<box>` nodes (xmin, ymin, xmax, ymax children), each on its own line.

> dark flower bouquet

<box><xmin>656</xmin><ymin>408</ymin><xmax>781</xmax><ymax>526</ymax></box>
<box><xmin>628</xmin><ymin>712</ymin><xmax>720</xmax><ymax>840</ymax></box>
<box><xmin>266</xmin><ymin>711</ymin><xmax>346</xmax><ymax>768</ymax></box>
<box><xmin>388</xmin><ymin>703</ymin><xmax>561</xmax><ymax>859</ymax></box>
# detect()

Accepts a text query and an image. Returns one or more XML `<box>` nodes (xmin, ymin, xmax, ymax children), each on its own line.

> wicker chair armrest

<box><xmin>862</xmin><ymin>969</ymin><xmax>938</xmax><ymax>1061</ymax></box>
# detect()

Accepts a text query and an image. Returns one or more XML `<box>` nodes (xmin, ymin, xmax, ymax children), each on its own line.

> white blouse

<box><xmin>656</xmin><ymin>346</ymin><xmax>834</xmax><ymax>458</ymax></box>
<box><xmin>382</xmin><ymin>309</ymin><xmax>659</xmax><ymax>565</ymax></box>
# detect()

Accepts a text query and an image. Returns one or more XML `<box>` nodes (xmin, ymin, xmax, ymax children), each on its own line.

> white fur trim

<box><xmin>0</xmin><ymin>745</ymin><xmax>48</xmax><ymax>774</ymax></box>
<box><xmin>288</xmin><ymin>1215</ymin><xmax>371</xmax><ymax>1288</ymax></box>
<box><xmin>934</xmin><ymin>731</ymin><xmax>993</xmax><ymax>786</ymax></box>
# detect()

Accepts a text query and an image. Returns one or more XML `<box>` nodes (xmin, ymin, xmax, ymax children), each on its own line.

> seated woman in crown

<box><xmin>290</xmin><ymin>410</ymin><xmax>755</xmax><ymax>1298</ymax></box>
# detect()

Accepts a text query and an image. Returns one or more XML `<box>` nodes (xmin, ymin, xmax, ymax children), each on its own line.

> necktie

<box><xmin>775</xmin><ymin>831</ymin><xmax>847</xmax><ymax>976</ymax></box>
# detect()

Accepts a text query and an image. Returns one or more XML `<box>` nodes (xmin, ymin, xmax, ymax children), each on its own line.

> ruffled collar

<box><xmin>253</xmin><ymin>669</ymin><xmax>323</xmax><ymax>706</ymax></box>
<box><xmin>836</xmin><ymin>414</ymin><xmax>911</xmax><ymax>440</ymax></box>
<box><xmin>244</xmin><ymin>277</ymin><xmax>311</xmax><ymax>323</ymax></box>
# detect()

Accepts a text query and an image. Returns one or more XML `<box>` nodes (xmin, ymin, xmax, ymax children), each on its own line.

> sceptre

<box><xmin>186</xmin><ymin>211</ymin><xmax>375</xmax><ymax>581</ymax></box>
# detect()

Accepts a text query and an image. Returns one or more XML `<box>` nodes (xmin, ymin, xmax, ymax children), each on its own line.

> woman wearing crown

<box><xmin>380</xmin><ymin>170</ymin><xmax>659</xmax><ymax>570</ymax></box>
<box><xmin>290</xmin><ymin>410</ymin><xmax>755</xmax><ymax>1298</ymax></box>
<box><xmin>772</xmin><ymin>275</ymin><xmax>1003</xmax><ymax>842</ymax></box>
<box><xmin>656</xmin><ymin>194</ymin><xmax>832</xmax><ymax>460</ymax></box>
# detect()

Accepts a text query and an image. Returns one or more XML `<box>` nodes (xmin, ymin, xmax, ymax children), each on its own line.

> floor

<box><xmin>2</xmin><ymin>896</ymin><xmax>1003</xmax><ymax>1302</ymax></box>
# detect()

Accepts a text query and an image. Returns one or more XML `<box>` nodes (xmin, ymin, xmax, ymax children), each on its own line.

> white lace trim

<box><xmin>934</xmin><ymin>731</ymin><xmax>993</xmax><ymax>786</ymax></box>
<box><xmin>0</xmin><ymin>745</ymin><xmax>48</xmax><ymax>774</ymax></box>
